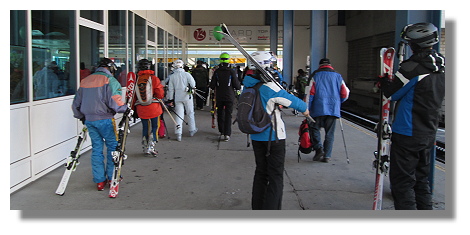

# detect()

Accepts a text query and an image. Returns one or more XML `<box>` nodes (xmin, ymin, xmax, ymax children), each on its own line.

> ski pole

<box><xmin>339</xmin><ymin>117</ymin><xmax>350</xmax><ymax>164</ymax></box>
<box><xmin>157</xmin><ymin>98</ymin><xmax>180</xmax><ymax>129</ymax></box>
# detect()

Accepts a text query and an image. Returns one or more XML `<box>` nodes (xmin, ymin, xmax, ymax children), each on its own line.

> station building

<box><xmin>10</xmin><ymin>10</ymin><xmax>444</xmax><ymax>193</ymax></box>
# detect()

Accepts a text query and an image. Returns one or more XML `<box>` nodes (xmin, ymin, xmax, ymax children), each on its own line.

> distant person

<box><xmin>308</xmin><ymin>58</ymin><xmax>350</xmax><ymax>163</ymax></box>
<box><xmin>191</xmin><ymin>60</ymin><xmax>210</xmax><ymax>110</ymax></box>
<box><xmin>80</xmin><ymin>62</ymin><xmax>91</xmax><ymax>81</ymax></box>
<box><xmin>72</xmin><ymin>58</ymin><xmax>128</xmax><ymax>191</ymax></box>
<box><xmin>294</xmin><ymin>69</ymin><xmax>308</xmax><ymax>101</ymax></box>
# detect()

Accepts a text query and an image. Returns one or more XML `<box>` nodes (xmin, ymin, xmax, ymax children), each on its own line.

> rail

<box><xmin>340</xmin><ymin>109</ymin><xmax>445</xmax><ymax>164</ymax></box>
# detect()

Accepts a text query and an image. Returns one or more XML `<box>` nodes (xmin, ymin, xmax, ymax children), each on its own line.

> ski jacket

<box><xmin>210</xmin><ymin>64</ymin><xmax>241</xmax><ymax>102</ymax></box>
<box><xmin>308</xmin><ymin>65</ymin><xmax>349</xmax><ymax>118</ymax></box>
<box><xmin>134</xmin><ymin>70</ymin><xmax>165</xmax><ymax>119</ymax></box>
<box><xmin>243</xmin><ymin>75</ymin><xmax>308</xmax><ymax>141</ymax></box>
<box><xmin>72</xmin><ymin>67</ymin><xmax>127</xmax><ymax>122</ymax></box>
<box><xmin>166</xmin><ymin>68</ymin><xmax>196</xmax><ymax>102</ymax></box>
<box><xmin>383</xmin><ymin>49</ymin><xmax>445</xmax><ymax>137</ymax></box>
<box><xmin>191</xmin><ymin>66</ymin><xmax>210</xmax><ymax>89</ymax></box>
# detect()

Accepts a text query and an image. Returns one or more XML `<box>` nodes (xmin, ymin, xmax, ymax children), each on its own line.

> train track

<box><xmin>340</xmin><ymin>109</ymin><xmax>445</xmax><ymax>164</ymax></box>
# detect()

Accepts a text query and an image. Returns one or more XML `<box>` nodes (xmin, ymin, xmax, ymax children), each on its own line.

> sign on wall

<box><xmin>187</xmin><ymin>26</ymin><xmax>283</xmax><ymax>44</ymax></box>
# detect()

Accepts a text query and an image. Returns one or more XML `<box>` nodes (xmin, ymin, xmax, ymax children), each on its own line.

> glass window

<box><xmin>10</xmin><ymin>10</ymin><xmax>28</xmax><ymax>104</ymax></box>
<box><xmin>128</xmin><ymin>11</ymin><xmax>133</xmax><ymax>74</ymax></box>
<box><xmin>31</xmin><ymin>10</ymin><xmax>76</xmax><ymax>101</ymax></box>
<box><xmin>147</xmin><ymin>25</ymin><xmax>155</xmax><ymax>43</ymax></box>
<box><xmin>79</xmin><ymin>25</ymin><xmax>104</xmax><ymax>82</ymax></box>
<box><xmin>80</xmin><ymin>10</ymin><xmax>103</xmax><ymax>24</ymax></box>
<box><xmin>109</xmin><ymin>10</ymin><xmax>127</xmax><ymax>86</ymax></box>
<box><xmin>135</xmin><ymin>15</ymin><xmax>146</xmax><ymax>64</ymax></box>
<box><xmin>157</xmin><ymin>27</ymin><xmax>166</xmax><ymax>79</ymax></box>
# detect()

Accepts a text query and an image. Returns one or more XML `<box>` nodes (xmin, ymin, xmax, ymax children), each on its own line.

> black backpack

<box><xmin>237</xmin><ymin>82</ymin><xmax>272</xmax><ymax>134</ymax></box>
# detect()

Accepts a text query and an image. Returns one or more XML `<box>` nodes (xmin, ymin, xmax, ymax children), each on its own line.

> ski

<box><xmin>109</xmin><ymin>72</ymin><xmax>136</xmax><ymax>198</ymax></box>
<box><xmin>55</xmin><ymin>127</ymin><xmax>88</xmax><ymax>196</ymax></box>
<box><xmin>214</xmin><ymin>23</ymin><xmax>282</xmax><ymax>89</ymax></box>
<box><xmin>214</xmin><ymin>23</ymin><xmax>315</xmax><ymax>124</ymax></box>
<box><xmin>372</xmin><ymin>47</ymin><xmax>395</xmax><ymax>210</ymax></box>
<box><xmin>210</xmin><ymin>88</ymin><xmax>216</xmax><ymax>128</ymax></box>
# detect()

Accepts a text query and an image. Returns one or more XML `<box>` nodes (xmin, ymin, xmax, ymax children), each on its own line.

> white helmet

<box><xmin>172</xmin><ymin>59</ymin><xmax>185</xmax><ymax>69</ymax></box>
<box><xmin>249</xmin><ymin>51</ymin><xmax>276</xmax><ymax>70</ymax></box>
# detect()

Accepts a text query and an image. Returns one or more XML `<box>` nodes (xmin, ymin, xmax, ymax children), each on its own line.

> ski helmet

<box><xmin>137</xmin><ymin>59</ymin><xmax>152</xmax><ymax>71</ymax></box>
<box><xmin>401</xmin><ymin>22</ymin><xmax>439</xmax><ymax>48</ymax></box>
<box><xmin>98</xmin><ymin>58</ymin><xmax>117</xmax><ymax>74</ymax></box>
<box><xmin>172</xmin><ymin>59</ymin><xmax>185</xmax><ymax>69</ymax></box>
<box><xmin>220</xmin><ymin>52</ymin><xmax>230</xmax><ymax>63</ymax></box>
<box><xmin>249</xmin><ymin>51</ymin><xmax>276</xmax><ymax>70</ymax></box>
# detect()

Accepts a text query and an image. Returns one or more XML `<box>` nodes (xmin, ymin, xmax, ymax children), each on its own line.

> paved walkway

<box><xmin>11</xmin><ymin>106</ymin><xmax>446</xmax><ymax>213</ymax></box>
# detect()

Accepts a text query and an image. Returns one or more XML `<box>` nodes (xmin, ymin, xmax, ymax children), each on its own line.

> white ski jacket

<box><xmin>166</xmin><ymin>68</ymin><xmax>196</xmax><ymax>102</ymax></box>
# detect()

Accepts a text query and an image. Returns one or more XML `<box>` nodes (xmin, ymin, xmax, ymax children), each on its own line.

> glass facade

<box><xmin>31</xmin><ymin>10</ymin><xmax>77</xmax><ymax>101</ymax></box>
<box><xmin>10</xmin><ymin>10</ymin><xmax>184</xmax><ymax>105</ymax></box>
<box><xmin>10</xmin><ymin>10</ymin><xmax>27</xmax><ymax>104</ymax></box>
<box><xmin>109</xmin><ymin>10</ymin><xmax>127</xmax><ymax>86</ymax></box>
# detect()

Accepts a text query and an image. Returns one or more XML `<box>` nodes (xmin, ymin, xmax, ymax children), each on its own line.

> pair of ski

<box><xmin>55</xmin><ymin>72</ymin><xmax>136</xmax><ymax>198</ymax></box>
<box><xmin>214</xmin><ymin>24</ymin><xmax>315</xmax><ymax>124</ymax></box>
<box><xmin>372</xmin><ymin>43</ymin><xmax>406</xmax><ymax>210</ymax></box>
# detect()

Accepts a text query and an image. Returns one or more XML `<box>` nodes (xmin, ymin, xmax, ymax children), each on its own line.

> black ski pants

<box><xmin>251</xmin><ymin>139</ymin><xmax>286</xmax><ymax>210</ymax></box>
<box><xmin>216</xmin><ymin>100</ymin><xmax>233</xmax><ymax>136</ymax></box>
<box><xmin>389</xmin><ymin>133</ymin><xmax>434</xmax><ymax>210</ymax></box>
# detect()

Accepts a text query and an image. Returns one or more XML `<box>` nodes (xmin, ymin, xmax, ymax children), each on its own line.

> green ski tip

<box><xmin>213</xmin><ymin>25</ymin><xmax>224</xmax><ymax>41</ymax></box>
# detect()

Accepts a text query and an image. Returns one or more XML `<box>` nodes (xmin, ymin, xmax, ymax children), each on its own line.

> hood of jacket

<box><xmin>410</xmin><ymin>49</ymin><xmax>445</xmax><ymax>73</ymax></box>
<box><xmin>243</xmin><ymin>74</ymin><xmax>262</xmax><ymax>88</ymax></box>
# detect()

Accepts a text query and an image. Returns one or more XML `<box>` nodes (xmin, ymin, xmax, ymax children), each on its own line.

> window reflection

<box><xmin>31</xmin><ymin>10</ymin><xmax>76</xmax><ymax>101</ymax></box>
<box><xmin>109</xmin><ymin>10</ymin><xmax>127</xmax><ymax>86</ymax></box>
<box><xmin>10</xmin><ymin>10</ymin><xmax>27</xmax><ymax>104</ymax></box>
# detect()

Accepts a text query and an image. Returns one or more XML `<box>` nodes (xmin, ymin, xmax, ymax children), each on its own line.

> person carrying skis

<box><xmin>209</xmin><ymin>52</ymin><xmax>241</xmax><ymax>141</ymax></box>
<box><xmin>379</xmin><ymin>23</ymin><xmax>445</xmax><ymax>210</ymax></box>
<box><xmin>192</xmin><ymin>60</ymin><xmax>210</xmax><ymax>110</ymax></box>
<box><xmin>166</xmin><ymin>59</ymin><xmax>198</xmax><ymax>141</ymax></box>
<box><xmin>245</xmin><ymin>51</ymin><xmax>309</xmax><ymax>210</ymax></box>
<box><xmin>72</xmin><ymin>58</ymin><xmax>128</xmax><ymax>191</ymax></box>
<box><xmin>308</xmin><ymin>58</ymin><xmax>350</xmax><ymax>163</ymax></box>
<box><xmin>134</xmin><ymin>59</ymin><xmax>165</xmax><ymax>156</ymax></box>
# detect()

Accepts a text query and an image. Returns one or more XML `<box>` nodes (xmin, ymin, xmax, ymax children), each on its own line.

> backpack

<box><xmin>135</xmin><ymin>74</ymin><xmax>155</xmax><ymax>106</ymax></box>
<box><xmin>236</xmin><ymin>82</ymin><xmax>272</xmax><ymax>134</ymax></box>
<box><xmin>298</xmin><ymin>119</ymin><xmax>314</xmax><ymax>162</ymax></box>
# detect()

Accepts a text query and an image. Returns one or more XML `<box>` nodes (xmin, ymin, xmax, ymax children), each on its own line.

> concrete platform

<box><xmin>10</xmin><ymin>106</ymin><xmax>446</xmax><ymax>213</ymax></box>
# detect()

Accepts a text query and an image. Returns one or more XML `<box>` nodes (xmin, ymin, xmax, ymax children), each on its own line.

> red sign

<box><xmin>193</xmin><ymin>28</ymin><xmax>206</xmax><ymax>41</ymax></box>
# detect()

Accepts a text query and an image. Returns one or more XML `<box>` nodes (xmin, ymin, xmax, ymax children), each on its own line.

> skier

<box><xmin>379</xmin><ymin>23</ymin><xmax>445</xmax><ymax>210</ymax></box>
<box><xmin>294</xmin><ymin>69</ymin><xmax>308</xmax><ymax>101</ymax></box>
<box><xmin>192</xmin><ymin>60</ymin><xmax>210</xmax><ymax>110</ymax></box>
<box><xmin>245</xmin><ymin>51</ymin><xmax>309</xmax><ymax>210</ymax></box>
<box><xmin>166</xmin><ymin>59</ymin><xmax>198</xmax><ymax>141</ymax></box>
<box><xmin>71</xmin><ymin>58</ymin><xmax>128</xmax><ymax>191</ymax></box>
<box><xmin>134</xmin><ymin>59</ymin><xmax>165</xmax><ymax>156</ymax></box>
<box><xmin>308</xmin><ymin>58</ymin><xmax>350</xmax><ymax>163</ymax></box>
<box><xmin>209</xmin><ymin>52</ymin><xmax>241</xmax><ymax>141</ymax></box>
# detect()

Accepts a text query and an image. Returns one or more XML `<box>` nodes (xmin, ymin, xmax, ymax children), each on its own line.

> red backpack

<box><xmin>298</xmin><ymin>119</ymin><xmax>314</xmax><ymax>162</ymax></box>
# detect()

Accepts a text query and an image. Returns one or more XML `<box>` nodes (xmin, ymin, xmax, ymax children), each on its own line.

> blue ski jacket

<box><xmin>243</xmin><ymin>75</ymin><xmax>307</xmax><ymax>141</ymax></box>
<box><xmin>308</xmin><ymin>65</ymin><xmax>349</xmax><ymax>118</ymax></box>
<box><xmin>382</xmin><ymin>49</ymin><xmax>445</xmax><ymax>137</ymax></box>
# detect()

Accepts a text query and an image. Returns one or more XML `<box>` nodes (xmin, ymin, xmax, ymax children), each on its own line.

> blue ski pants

<box><xmin>85</xmin><ymin>119</ymin><xmax>117</xmax><ymax>183</ymax></box>
<box><xmin>141</xmin><ymin>116</ymin><xmax>159</xmax><ymax>141</ymax></box>
<box><xmin>311</xmin><ymin>115</ymin><xmax>337</xmax><ymax>158</ymax></box>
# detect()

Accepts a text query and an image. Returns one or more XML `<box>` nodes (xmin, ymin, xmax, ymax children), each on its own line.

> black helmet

<box><xmin>137</xmin><ymin>59</ymin><xmax>152</xmax><ymax>71</ymax></box>
<box><xmin>98</xmin><ymin>58</ymin><xmax>117</xmax><ymax>74</ymax></box>
<box><xmin>401</xmin><ymin>23</ymin><xmax>439</xmax><ymax>49</ymax></box>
